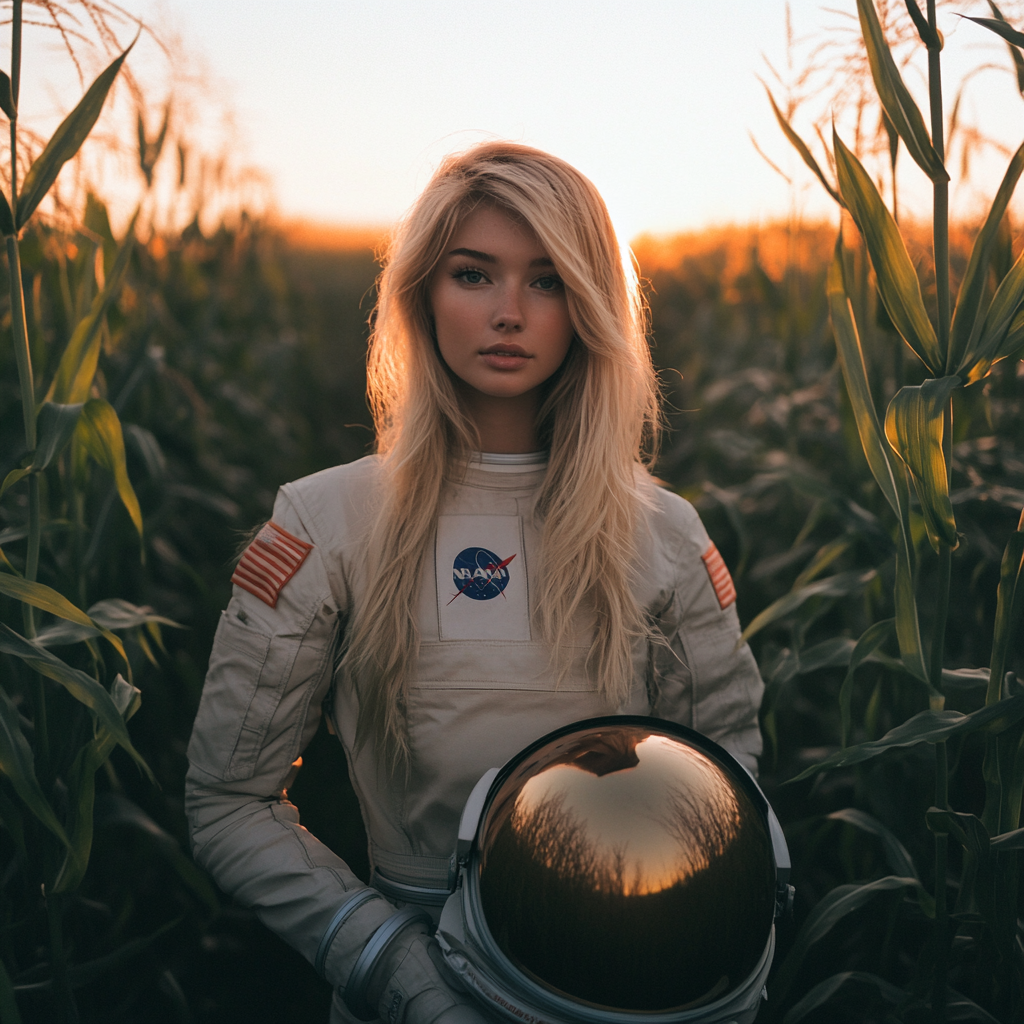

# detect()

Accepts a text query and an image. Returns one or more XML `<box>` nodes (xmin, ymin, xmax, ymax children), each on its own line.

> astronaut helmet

<box><xmin>437</xmin><ymin>716</ymin><xmax>793</xmax><ymax>1024</ymax></box>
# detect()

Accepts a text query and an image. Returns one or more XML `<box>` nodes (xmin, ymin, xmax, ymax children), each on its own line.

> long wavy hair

<box><xmin>345</xmin><ymin>141</ymin><xmax>661</xmax><ymax>770</ymax></box>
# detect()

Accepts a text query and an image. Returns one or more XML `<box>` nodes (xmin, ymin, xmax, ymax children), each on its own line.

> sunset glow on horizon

<box><xmin>14</xmin><ymin>0</ymin><xmax>1024</xmax><ymax>244</ymax></box>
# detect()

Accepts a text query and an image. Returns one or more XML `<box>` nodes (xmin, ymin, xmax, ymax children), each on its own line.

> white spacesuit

<box><xmin>185</xmin><ymin>453</ymin><xmax>764</xmax><ymax>1024</ymax></box>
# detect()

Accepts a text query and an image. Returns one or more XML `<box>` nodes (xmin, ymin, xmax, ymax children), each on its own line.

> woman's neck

<box><xmin>459</xmin><ymin>387</ymin><xmax>541</xmax><ymax>454</ymax></box>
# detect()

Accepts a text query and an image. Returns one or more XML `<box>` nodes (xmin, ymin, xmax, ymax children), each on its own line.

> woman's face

<box><xmin>429</xmin><ymin>204</ymin><xmax>575</xmax><ymax>411</ymax></box>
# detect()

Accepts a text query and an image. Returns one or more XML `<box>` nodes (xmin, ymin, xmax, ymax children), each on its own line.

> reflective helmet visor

<box><xmin>476</xmin><ymin>723</ymin><xmax>775</xmax><ymax>1012</ymax></box>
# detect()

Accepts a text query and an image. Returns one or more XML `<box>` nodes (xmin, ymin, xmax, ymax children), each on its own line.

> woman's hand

<box><xmin>368</xmin><ymin>927</ymin><xmax>491</xmax><ymax>1024</ymax></box>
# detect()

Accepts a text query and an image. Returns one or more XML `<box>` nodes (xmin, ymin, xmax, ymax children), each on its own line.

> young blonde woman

<box><xmin>185</xmin><ymin>142</ymin><xmax>764</xmax><ymax>1024</ymax></box>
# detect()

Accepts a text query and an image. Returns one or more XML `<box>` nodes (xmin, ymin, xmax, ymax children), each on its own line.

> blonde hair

<box><xmin>346</xmin><ymin>142</ymin><xmax>661</xmax><ymax>770</ymax></box>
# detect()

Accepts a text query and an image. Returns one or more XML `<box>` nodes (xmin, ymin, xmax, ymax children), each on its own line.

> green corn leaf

<box><xmin>827</xmin><ymin>242</ymin><xmax>928</xmax><ymax>682</ymax></box>
<box><xmin>962</xmin><ymin>15</ymin><xmax>1024</xmax><ymax>49</ymax></box>
<box><xmin>839</xmin><ymin>619</ymin><xmax>896</xmax><ymax>747</ymax></box>
<box><xmin>792</xmin><ymin>537</ymin><xmax>854</xmax><ymax>590</ymax></box>
<box><xmin>894</xmin><ymin>519</ymin><xmax>928</xmax><ymax>684</ymax></box>
<box><xmin>138</xmin><ymin>104</ymin><xmax>171</xmax><ymax>187</ymax></box>
<box><xmin>0</xmin><ymin>955</ymin><xmax>23</xmax><ymax>1024</ymax></box>
<box><xmin>145</xmin><ymin>619</ymin><xmax>167</xmax><ymax>656</ymax></box>
<box><xmin>0</xmin><ymin>403</ymin><xmax>84</xmax><ymax>499</ymax></box>
<box><xmin>926</xmin><ymin>809</ymin><xmax>994</xmax><ymax>923</ymax></box>
<box><xmin>799</xmin><ymin>637</ymin><xmax>863</xmax><ymax>674</ymax></box>
<box><xmin>0</xmin><ymin>624</ymin><xmax>150</xmax><ymax>778</ymax></box>
<box><xmin>782</xmin><ymin>972</ymin><xmax>907</xmax><ymax>1024</ymax></box>
<box><xmin>942</xmin><ymin>994</ymin><xmax>1003</xmax><ymax>1024</ymax></box>
<box><xmin>35</xmin><ymin>620</ymin><xmax>102</xmax><ymax>647</ymax></box>
<box><xmin>884</xmin><ymin>377</ymin><xmax>963</xmax><ymax>551</ymax></box>
<box><xmin>54</xmin><ymin>731</ymin><xmax>114</xmax><ymax>894</ymax></box>
<box><xmin>75</xmin><ymin>399</ymin><xmax>143</xmax><ymax>541</ymax></box>
<box><xmin>701</xmin><ymin>482</ymin><xmax>752</xmax><ymax>576</ymax></box>
<box><xmin>987</xmin><ymin>521</ymin><xmax>1024</xmax><ymax>706</ymax></box>
<box><xmin>857</xmin><ymin>0</ymin><xmax>947</xmax><ymax>182</ymax></box>
<box><xmin>981</xmin><ymin>703</ymin><xmax>1024</xmax><ymax>836</ymax></box>
<box><xmin>985</xmin><ymin>2</ymin><xmax>1024</xmax><ymax>95</ymax></box>
<box><xmin>45</xmin><ymin>212</ymin><xmax>137</xmax><ymax>405</ymax></box>
<box><xmin>0</xmin><ymin>189</ymin><xmax>12</xmax><ymax>237</ymax></box>
<box><xmin>0</xmin><ymin>464</ymin><xmax>30</xmax><ymax>501</ymax></box>
<box><xmin>772</xmin><ymin>876</ymin><xmax>932</xmax><ymax>1006</ymax></box>
<box><xmin>739</xmin><ymin>569</ymin><xmax>877</xmax><ymax>646</ymax></box>
<box><xmin>33</xmin><ymin>401</ymin><xmax>85</xmax><ymax>470</ymax></box>
<box><xmin>16</xmin><ymin>39</ymin><xmax>135</xmax><ymax>227</ymax></box>
<box><xmin>926</xmin><ymin>807</ymin><xmax>990</xmax><ymax>848</ymax></box>
<box><xmin>136</xmin><ymin>110</ymin><xmax>147</xmax><ymax>177</ymax></box>
<box><xmin>949</xmin><ymin>142</ymin><xmax>1024</xmax><ymax>373</ymax></box>
<box><xmin>905</xmin><ymin>0</ymin><xmax>941</xmax><ymax>48</ymax></box>
<box><xmin>788</xmin><ymin>692</ymin><xmax>1024</xmax><ymax>782</ymax></box>
<box><xmin>0</xmin><ymin>573</ymin><xmax>129</xmax><ymax>674</ymax></box>
<box><xmin>881</xmin><ymin>107</ymin><xmax>899</xmax><ymax>179</ymax></box>
<box><xmin>770</xmin><ymin>638</ymin><xmax>864</xmax><ymax>688</ymax></box>
<box><xmin>989</xmin><ymin>307</ymin><xmax>1024</xmax><ymax>371</ymax></box>
<box><xmin>91</xmin><ymin>791</ymin><xmax>219</xmax><ymax>911</ymax></box>
<box><xmin>990</xmin><ymin>825</ymin><xmax>1024</xmax><ymax>850</ymax></box>
<box><xmin>87</xmin><ymin>598</ymin><xmax>179</xmax><ymax>631</ymax></box>
<box><xmin>827</xmin><ymin>808</ymin><xmax>918</xmax><ymax>878</ymax></box>
<box><xmin>966</xmin><ymin>247</ymin><xmax>1024</xmax><ymax>382</ymax></box>
<box><xmin>54</xmin><ymin>675</ymin><xmax>140</xmax><ymax>893</ymax></box>
<box><xmin>834</xmin><ymin>133</ymin><xmax>942</xmax><ymax>373</ymax></box>
<box><xmin>761</xmin><ymin>639</ymin><xmax>860</xmax><ymax>758</ymax></box>
<box><xmin>763</xmin><ymin>85</ymin><xmax>843</xmax><ymax>206</ymax></box>
<box><xmin>0</xmin><ymin>68</ymin><xmax>15</xmax><ymax>120</ymax></box>
<box><xmin>941</xmin><ymin>667</ymin><xmax>991</xmax><ymax>690</ymax></box>
<box><xmin>828</xmin><ymin>246</ymin><xmax>899</xmax><ymax>509</ymax></box>
<box><xmin>0</xmin><ymin>684</ymin><xmax>70</xmax><ymax>849</ymax></box>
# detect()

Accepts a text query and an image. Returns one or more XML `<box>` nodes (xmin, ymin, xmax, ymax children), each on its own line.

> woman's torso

<box><xmin>282</xmin><ymin>454</ymin><xmax>687</xmax><ymax>902</ymax></box>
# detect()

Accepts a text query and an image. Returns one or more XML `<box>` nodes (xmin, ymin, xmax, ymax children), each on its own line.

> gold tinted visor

<box><xmin>476</xmin><ymin>723</ymin><xmax>775</xmax><ymax>1012</ymax></box>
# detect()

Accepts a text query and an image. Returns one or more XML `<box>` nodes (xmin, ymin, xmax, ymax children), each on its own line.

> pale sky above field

<box><xmin>22</xmin><ymin>1</ymin><xmax>1024</xmax><ymax>240</ymax></box>
<box><xmin>147</xmin><ymin>0</ymin><xmax>816</xmax><ymax>239</ymax></box>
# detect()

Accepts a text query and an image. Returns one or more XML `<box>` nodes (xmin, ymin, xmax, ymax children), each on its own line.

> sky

<box><xmin>150</xmin><ymin>0</ymin><xmax>811</xmax><ymax>240</ymax></box>
<box><xmin>18</xmin><ymin>0</ymin><xmax>1024</xmax><ymax>241</ymax></box>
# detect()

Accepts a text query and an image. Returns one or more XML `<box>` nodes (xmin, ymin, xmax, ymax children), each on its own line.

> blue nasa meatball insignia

<box><xmin>450</xmin><ymin>547</ymin><xmax>516</xmax><ymax>603</ymax></box>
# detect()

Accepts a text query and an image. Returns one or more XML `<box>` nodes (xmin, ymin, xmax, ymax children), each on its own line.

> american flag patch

<box><xmin>231</xmin><ymin>521</ymin><xmax>313</xmax><ymax>608</ymax></box>
<box><xmin>701</xmin><ymin>541</ymin><xmax>737</xmax><ymax>610</ymax></box>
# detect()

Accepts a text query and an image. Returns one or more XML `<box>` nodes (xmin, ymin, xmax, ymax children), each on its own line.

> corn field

<box><xmin>1</xmin><ymin>0</ymin><xmax>1023</xmax><ymax>1021</ymax></box>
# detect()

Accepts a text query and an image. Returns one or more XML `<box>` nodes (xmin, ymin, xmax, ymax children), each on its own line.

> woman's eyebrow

<box><xmin>447</xmin><ymin>246</ymin><xmax>495</xmax><ymax>263</ymax></box>
<box><xmin>445</xmin><ymin>247</ymin><xmax>555</xmax><ymax>269</ymax></box>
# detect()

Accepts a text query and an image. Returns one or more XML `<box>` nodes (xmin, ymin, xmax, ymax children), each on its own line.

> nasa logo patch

<box><xmin>450</xmin><ymin>547</ymin><xmax>516</xmax><ymax>603</ymax></box>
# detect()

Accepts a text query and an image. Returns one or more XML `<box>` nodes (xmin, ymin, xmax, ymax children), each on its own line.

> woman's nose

<box><xmin>491</xmin><ymin>288</ymin><xmax>524</xmax><ymax>332</ymax></box>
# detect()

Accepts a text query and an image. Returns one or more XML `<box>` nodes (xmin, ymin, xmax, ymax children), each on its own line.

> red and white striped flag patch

<box><xmin>701</xmin><ymin>541</ymin><xmax>737</xmax><ymax>610</ymax></box>
<box><xmin>231</xmin><ymin>521</ymin><xmax>313</xmax><ymax>608</ymax></box>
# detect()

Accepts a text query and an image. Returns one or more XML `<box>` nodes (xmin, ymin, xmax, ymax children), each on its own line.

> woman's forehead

<box><xmin>445</xmin><ymin>204</ymin><xmax>548</xmax><ymax>261</ymax></box>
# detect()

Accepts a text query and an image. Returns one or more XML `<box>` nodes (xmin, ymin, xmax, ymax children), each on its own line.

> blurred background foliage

<box><xmin>3</xmin><ymin>2</ymin><xmax>1024</xmax><ymax>1022</ymax></box>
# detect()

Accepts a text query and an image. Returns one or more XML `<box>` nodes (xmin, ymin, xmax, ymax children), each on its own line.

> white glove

<box><xmin>367</xmin><ymin>925</ymin><xmax>491</xmax><ymax>1024</ymax></box>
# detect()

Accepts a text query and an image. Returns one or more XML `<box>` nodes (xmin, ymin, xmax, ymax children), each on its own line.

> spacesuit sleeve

<box><xmin>648</xmin><ymin>496</ymin><xmax>764</xmax><ymax>775</ymax></box>
<box><xmin>184</xmin><ymin>489</ymin><xmax>395</xmax><ymax>990</ymax></box>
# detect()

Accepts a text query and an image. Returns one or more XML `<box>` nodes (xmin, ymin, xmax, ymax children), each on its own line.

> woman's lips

<box><xmin>480</xmin><ymin>343</ymin><xmax>531</xmax><ymax>370</ymax></box>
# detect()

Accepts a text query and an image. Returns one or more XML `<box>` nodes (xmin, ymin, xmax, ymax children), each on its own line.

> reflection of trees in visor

<box><xmin>478</xmin><ymin>733</ymin><xmax>775</xmax><ymax>1012</ymax></box>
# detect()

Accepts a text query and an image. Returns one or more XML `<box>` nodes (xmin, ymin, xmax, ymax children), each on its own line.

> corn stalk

<box><xmin>764</xmin><ymin>1</ymin><xmax>1024</xmax><ymax>1018</ymax></box>
<box><xmin>0</xmin><ymin>5</ymin><xmax>176</xmax><ymax>1021</ymax></box>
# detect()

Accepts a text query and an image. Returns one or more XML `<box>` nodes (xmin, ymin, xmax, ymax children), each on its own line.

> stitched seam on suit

<box><xmin>205</xmin><ymin>616</ymin><xmax>270</xmax><ymax>781</ymax></box>
<box><xmin>673</xmin><ymin>623</ymin><xmax>698</xmax><ymax>733</ymax></box>
<box><xmin>281</xmin><ymin>485</ymin><xmax>344</xmax><ymax>622</ymax></box>
<box><xmin>289</xmin><ymin>632</ymin><xmax>336</xmax><ymax>766</ymax></box>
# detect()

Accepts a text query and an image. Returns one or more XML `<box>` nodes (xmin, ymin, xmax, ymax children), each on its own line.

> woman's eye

<box><xmin>534</xmin><ymin>275</ymin><xmax>563</xmax><ymax>291</ymax></box>
<box><xmin>455</xmin><ymin>268</ymin><xmax>486</xmax><ymax>285</ymax></box>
